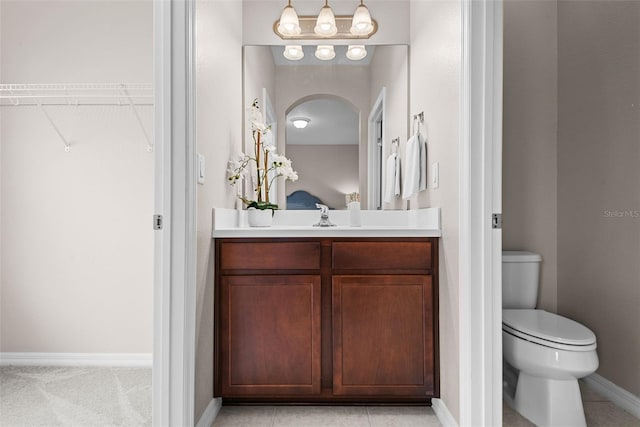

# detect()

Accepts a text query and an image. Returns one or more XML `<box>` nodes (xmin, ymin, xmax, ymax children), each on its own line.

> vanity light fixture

<box><xmin>291</xmin><ymin>117</ymin><xmax>311</xmax><ymax>129</ymax></box>
<box><xmin>315</xmin><ymin>45</ymin><xmax>336</xmax><ymax>60</ymax></box>
<box><xmin>274</xmin><ymin>2</ymin><xmax>377</xmax><ymax>40</ymax></box>
<box><xmin>314</xmin><ymin>0</ymin><xmax>338</xmax><ymax>37</ymax></box>
<box><xmin>346</xmin><ymin>45</ymin><xmax>367</xmax><ymax>60</ymax></box>
<box><xmin>283</xmin><ymin>45</ymin><xmax>304</xmax><ymax>60</ymax></box>
<box><xmin>350</xmin><ymin>0</ymin><xmax>374</xmax><ymax>36</ymax></box>
<box><xmin>277</xmin><ymin>0</ymin><xmax>301</xmax><ymax>36</ymax></box>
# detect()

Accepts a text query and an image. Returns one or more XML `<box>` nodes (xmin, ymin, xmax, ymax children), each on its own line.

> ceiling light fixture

<box><xmin>315</xmin><ymin>45</ymin><xmax>335</xmax><ymax>60</ymax></box>
<box><xmin>291</xmin><ymin>117</ymin><xmax>311</xmax><ymax>129</ymax></box>
<box><xmin>346</xmin><ymin>45</ymin><xmax>367</xmax><ymax>60</ymax></box>
<box><xmin>350</xmin><ymin>0</ymin><xmax>374</xmax><ymax>36</ymax></box>
<box><xmin>283</xmin><ymin>45</ymin><xmax>304</xmax><ymax>60</ymax></box>
<box><xmin>277</xmin><ymin>0</ymin><xmax>301</xmax><ymax>36</ymax></box>
<box><xmin>314</xmin><ymin>0</ymin><xmax>337</xmax><ymax>37</ymax></box>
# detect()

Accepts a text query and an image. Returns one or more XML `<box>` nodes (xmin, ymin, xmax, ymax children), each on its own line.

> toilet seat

<box><xmin>503</xmin><ymin>309</ymin><xmax>597</xmax><ymax>352</ymax></box>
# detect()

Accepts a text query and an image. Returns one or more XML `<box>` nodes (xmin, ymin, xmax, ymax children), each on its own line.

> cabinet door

<box><xmin>333</xmin><ymin>275</ymin><xmax>435</xmax><ymax>396</ymax></box>
<box><xmin>221</xmin><ymin>275</ymin><xmax>321</xmax><ymax>396</ymax></box>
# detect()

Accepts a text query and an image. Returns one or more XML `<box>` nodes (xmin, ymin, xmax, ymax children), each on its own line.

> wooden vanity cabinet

<box><xmin>332</xmin><ymin>241</ymin><xmax>437</xmax><ymax>397</ymax></box>
<box><xmin>214</xmin><ymin>237</ymin><xmax>439</xmax><ymax>403</ymax></box>
<box><xmin>216</xmin><ymin>241</ymin><xmax>322</xmax><ymax>397</ymax></box>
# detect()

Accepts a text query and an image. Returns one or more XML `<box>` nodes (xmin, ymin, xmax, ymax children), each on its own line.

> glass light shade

<box><xmin>278</xmin><ymin>5</ymin><xmax>301</xmax><ymax>36</ymax></box>
<box><xmin>315</xmin><ymin>45</ymin><xmax>335</xmax><ymax>61</ymax></box>
<box><xmin>291</xmin><ymin>118</ymin><xmax>310</xmax><ymax>129</ymax></box>
<box><xmin>346</xmin><ymin>45</ymin><xmax>367</xmax><ymax>60</ymax></box>
<box><xmin>350</xmin><ymin>3</ymin><xmax>374</xmax><ymax>35</ymax></box>
<box><xmin>283</xmin><ymin>45</ymin><xmax>304</xmax><ymax>60</ymax></box>
<box><xmin>314</xmin><ymin>5</ymin><xmax>337</xmax><ymax>37</ymax></box>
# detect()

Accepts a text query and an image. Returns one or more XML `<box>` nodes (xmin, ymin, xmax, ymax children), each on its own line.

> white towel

<box><xmin>402</xmin><ymin>132</ymin><xmax>427</xmax><ymax>199</ymax></box>
<box><xmin>418</xmin><ymin>133</ymin><xmax>427</xmax><ymax>191</ymax></box>
<box><xmin>394</xmin><ymin>153</ymin><xmax>401</xmax><ymax>197</ymax></box>
<box><xmin>384</xmin><ymin>153</ymin><xmax>401</xmax><ymax>203</ymax></box>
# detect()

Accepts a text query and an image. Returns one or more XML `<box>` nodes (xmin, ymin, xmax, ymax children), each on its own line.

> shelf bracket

<box><xmin>122</xmin><ymin>86</ymin><xmax>153</xmax><ymax>152</ymax></box>
<box><xmin>39</xmin><ymin>104</ymin><xmax>71</xmax><ymax>152</ymax></box>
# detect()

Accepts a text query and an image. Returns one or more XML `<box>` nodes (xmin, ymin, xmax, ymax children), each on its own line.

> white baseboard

<box><xmin>583</xmin><ymin>373</ymin><xmax>640</xmax><ymax>419</ymax></box>
<box><xmin>432</xmin><ymin>398</ymin><xmax>458</xmax><ymax>427</ymax></box>
<box><xmin>0</xmin><ymin>352</ymin><xmax>152</xmax><ymax>367</ymax></box>
<box><xmin>196</xmin><ymin>398</ymin><xmax>222</xmax><ymax>427</ymax></box>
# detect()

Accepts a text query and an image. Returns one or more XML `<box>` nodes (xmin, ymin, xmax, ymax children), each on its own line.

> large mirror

<box><xmin>243</xmin><ymin>44</ymin><xmax>408</xmax><ymax>210</ymax></box>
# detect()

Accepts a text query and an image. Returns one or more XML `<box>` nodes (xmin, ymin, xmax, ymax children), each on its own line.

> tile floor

<box><xmin>212</xmin><ymin>381</ymin><xmax>639</xmax><ymax>427</ymax></box>
<box><xmin>212</xmin><ymin>405</ymin><xmax>441</xmax><ymax>427</ymax></box>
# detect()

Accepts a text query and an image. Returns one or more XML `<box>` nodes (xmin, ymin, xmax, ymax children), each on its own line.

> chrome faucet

<box><xmin>313</xmin><ymin>203</ymin><xmax>336</xmax><ymax>227</ymax></box>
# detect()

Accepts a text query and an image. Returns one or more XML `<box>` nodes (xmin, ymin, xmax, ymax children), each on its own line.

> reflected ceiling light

<box><xmin>314</xmin><ymin>0</ymin><xmax>338</xmax><ymax>37</ymax></box>
<box><xmin>315</xmin><ymin>45</ymin><xmax>335</xmax><ymax>60</ymax></box>
<box><xmin>346</xmin><ymin>45</ymin><xmax>367</xmax><ymax>60</ymax></box>
<box><xmin>291</xmin><ymin>117</ymin><xmax>311</xmax><ymax>129</ymax></box>
<box><xmin>283</xmin><ymin>45</ymin><xmax>304</xmax><ymax>60</ymax></box>
<box><xmin>350</xmin><ymin>0</ymin><xmax>374</xmax><ymax>36</ymax></box>
<box><xmin>277</xmin><ymin>0</ymin><xmax>301</xmax><ymax>36</ymax></box>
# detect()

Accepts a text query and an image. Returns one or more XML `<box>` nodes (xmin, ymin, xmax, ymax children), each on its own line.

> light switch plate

<box><xmin>432</xmin><ymin>162</ymin><xmax>439</xmax><ymax>189</ymax></box>
<box><xmin>197</xmin><ymin>153</ymin><xmax>205</xmax><ymax>185</ymax></box>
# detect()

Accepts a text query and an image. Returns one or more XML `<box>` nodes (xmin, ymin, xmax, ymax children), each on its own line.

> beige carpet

<box><xmin>0</xmin><ymin>366</ymin><xmax>151</xmax><ymax>427</ymax></box>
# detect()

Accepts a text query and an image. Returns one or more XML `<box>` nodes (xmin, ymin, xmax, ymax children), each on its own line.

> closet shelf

<box><xmin>0</xmin><ymin>83</ymin><xmax>154</xmax><ymax>152</ymax></box>
<box><xmin>0</xmin><ymin>83</ymin><xmax>153</xmax><ymax>106</ymax></box>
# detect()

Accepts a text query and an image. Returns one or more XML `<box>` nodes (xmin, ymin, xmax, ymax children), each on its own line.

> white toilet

<box><xmin>502</xmin><ymin>251</ymin><xmax>598</xmax><ymax>427</ymax></box>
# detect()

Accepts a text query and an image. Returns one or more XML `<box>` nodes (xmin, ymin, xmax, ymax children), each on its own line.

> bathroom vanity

<box><xmin>212</xmin><ymin>208</ymin><xmax>441</xmax><ymax>404</ymax></box>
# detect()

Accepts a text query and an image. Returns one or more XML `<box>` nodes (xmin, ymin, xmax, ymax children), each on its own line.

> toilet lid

<box><xmin>503</xmin><ymin>309</ymin><xmax>597</xmax><ymax>351</ymax></box>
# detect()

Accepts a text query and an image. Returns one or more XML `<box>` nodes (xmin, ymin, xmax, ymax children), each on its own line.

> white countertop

<box><xmin>212</xmin><ymin>208</ymin><xmax>442</xmax><ymax>238</ymax></box>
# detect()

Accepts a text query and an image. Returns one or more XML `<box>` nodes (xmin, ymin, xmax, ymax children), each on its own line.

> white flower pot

<box><xmin>247</xmin><ymin>208</ymin><xmax>273</xmax><ymax>227</ymax></box>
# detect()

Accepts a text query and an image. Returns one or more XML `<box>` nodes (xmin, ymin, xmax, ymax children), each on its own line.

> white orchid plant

<box><xmin>228</xmin><ymin>99</ymin><xmax>298</xmax><ymax>210</ymax></box>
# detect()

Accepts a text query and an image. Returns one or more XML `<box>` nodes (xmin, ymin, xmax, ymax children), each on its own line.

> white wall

<box><xmin>410</xmin><ymin>0</ymin><xmax>461</xmax><ymax>422</ymax></box>
<box><xmin>369</xmin><ymin>45</ymin><xmax>409</xmax><ymax>210</ymax></box>
<box><xmin>194</xmin><ymin>0</ymin><xmax>243</xmax><ymax>421</ymax></box>
<box><xmin>243</xmin><ymin>45</ymin><xmax>277</xmax><ymax>155</ymax></box>
<box><xmin>0</xmin><ymin>1</ymin><xmax>153</xmax><ymax>353</ymax></box>
<box><xmin>557</xmin><ymin>0</ymin><xmax>640</xmax><ymax>397</ymax></box>
<box><xmin>503</xmin><ymin>0</ymin><xmax>558</xmax><ymax>312</ymax></box>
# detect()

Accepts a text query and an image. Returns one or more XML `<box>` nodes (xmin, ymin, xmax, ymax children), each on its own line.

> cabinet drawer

<box><xmin>220</xmin><ymin>241</ymin><xmax>321</xmax><ymax>271</ymax></box>
<box><xmin>332</xmin><ymin>241</ymin><xmax>432</xmax><ymax>271</ymax></box>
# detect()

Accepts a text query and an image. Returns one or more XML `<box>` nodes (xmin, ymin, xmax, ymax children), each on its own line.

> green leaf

<box><xmin>241</xmin><ymin>198</ymin><xmax>278</xmax><ymax>211</ymax></box>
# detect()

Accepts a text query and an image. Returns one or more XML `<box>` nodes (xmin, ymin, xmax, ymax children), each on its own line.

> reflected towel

<box><xmin>384</xmin><ymin>153</ymin><xmax>401</xmax><ymax>204</ymax></box>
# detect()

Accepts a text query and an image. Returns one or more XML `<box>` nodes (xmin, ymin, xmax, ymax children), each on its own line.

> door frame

<box><xmin>367</xmin><ymin>87</ymin><xmax>386</xmax><ymax>210</ymax></box>
<box><xmin>458</xmin><ymin>0</ymin><xmax>503</xmax><ymax>425</ymax></box>
<box><xmin>153</xmin><ymin>0</ymin><xmax>504</xmax><ymax>425</ymax></box>
<box><xmin>153</xmin><ymin>0</ymin><xmax>196</xmax><ymax>425</ymax></box>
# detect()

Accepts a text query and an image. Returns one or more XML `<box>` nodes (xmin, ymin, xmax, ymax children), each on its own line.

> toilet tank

<box><xmin>502</xmin><ymin>251</ymin><xmax>542</xmax><ymax>309</ymax></box>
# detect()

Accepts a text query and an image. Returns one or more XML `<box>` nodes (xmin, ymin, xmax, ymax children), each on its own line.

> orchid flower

<box><xmin>227</xmin><ymin>99</ymin><xmax>298</xmax><ymax>210</ymax></box>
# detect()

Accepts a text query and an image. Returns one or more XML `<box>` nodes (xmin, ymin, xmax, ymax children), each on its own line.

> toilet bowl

<box><xmin>503</xmin><ymin>309</ymin><xmax>598</xmax><ymax>426</ymax></box>
<box><xmin>502</xmin><ymin>252</ymin><xmax>599</xmax><ymax>427</ymax></box>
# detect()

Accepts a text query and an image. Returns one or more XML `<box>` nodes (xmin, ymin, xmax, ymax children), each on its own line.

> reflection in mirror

<box><xmin>286</xmin><ymin>96</ymin><xmax>359</xmax><ymax>210</ymax></box>
<box><xmin>243</xmin><ymin>44</ymin><xmax>408</xmax><ymax>210</ymax></box>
